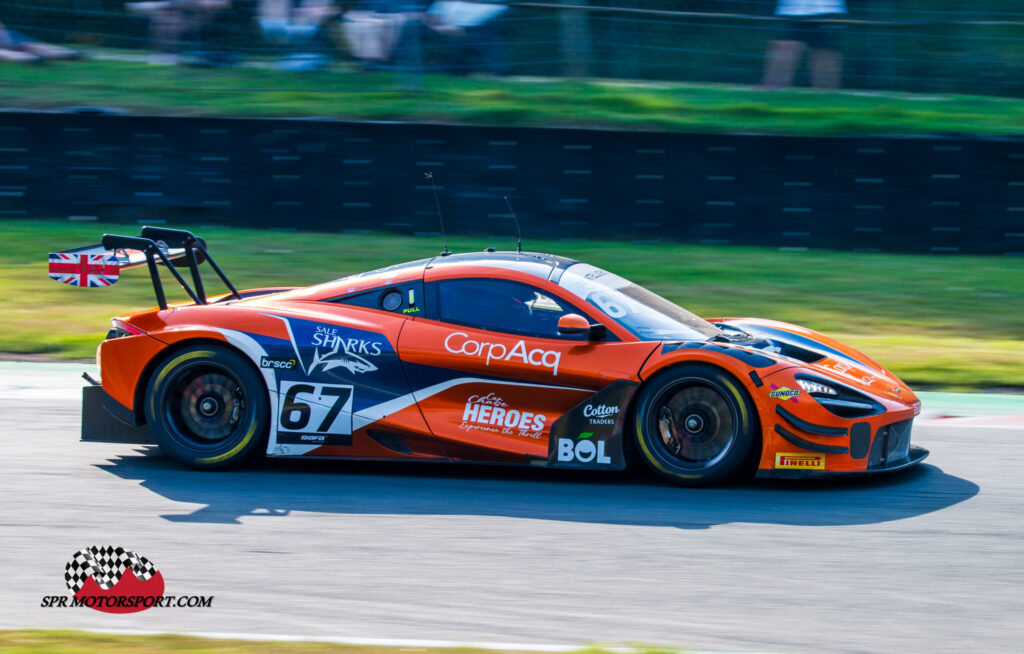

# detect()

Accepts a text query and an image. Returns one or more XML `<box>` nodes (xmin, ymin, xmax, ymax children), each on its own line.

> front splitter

<box><xmin>756</xmin><ymin>445</ymin><xmax>929</xmax><ymax>479</ymax></box>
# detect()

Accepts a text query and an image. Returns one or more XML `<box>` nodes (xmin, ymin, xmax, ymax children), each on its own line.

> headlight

<box><xmin>796</xmin><ymin>375</ymin><xmax>884</xmax><ymax>418</ymax></box>
<box><xmin>797</xmin><ymin>378</ymin><xmax>838</xmax><ymax>396</ymax></box>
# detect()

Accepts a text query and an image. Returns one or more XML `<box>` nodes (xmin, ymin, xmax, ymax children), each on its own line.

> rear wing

<box><xmin>48</xmin><ymin>226</ymin><xmax>240</xmax><ymax>310</ymax></box>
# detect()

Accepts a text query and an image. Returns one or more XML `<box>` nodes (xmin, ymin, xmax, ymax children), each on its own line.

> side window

<box><xmin>436</xmin><ymin>279</ymin><xmax>580</xmax><ymax>339</ymax></box>
<box><xmin>331</xmin><ymin>283</ymin><xmax>423</xmax><ymax>316</ymax></box>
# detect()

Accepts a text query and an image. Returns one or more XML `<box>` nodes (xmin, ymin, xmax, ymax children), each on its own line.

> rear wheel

<box><xmin>144</xmin><ymin>345</ymin><xmax>268</xmax><ymax>469</ymax></box>
<box><xmin>633</xmin><ymin>364</ymin><xmax>757</xmax><ymax>486</ymax></box>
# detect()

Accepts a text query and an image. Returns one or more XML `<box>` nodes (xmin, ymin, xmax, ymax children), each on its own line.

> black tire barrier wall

<box><xmin>0</xmin><ymin>112</ymin><xmax>1021</xmax><ymax>255</ymax></box>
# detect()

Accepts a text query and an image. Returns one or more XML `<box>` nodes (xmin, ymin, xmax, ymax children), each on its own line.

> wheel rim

<box><xmin>652</xmin><ymin>382</ymin><xmax>737</xmax><ymax>470</ymax></box>
<box><xmin>164</xmin><ymin>363</ymin><xmax>247</xmax><ymax>449</ymax></box>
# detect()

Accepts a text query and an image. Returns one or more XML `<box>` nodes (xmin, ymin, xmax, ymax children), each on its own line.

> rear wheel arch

<box><xmin>142</xmin><ymin>341</ymin><xmax>270</xmax><ymax>469</ymax></box>
<box><xmin>133</xmin><ymin>337</ymin><xmax>258</xmax><ymax>425</ymax></box>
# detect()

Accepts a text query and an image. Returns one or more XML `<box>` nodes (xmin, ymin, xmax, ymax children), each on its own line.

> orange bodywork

<box><xmin>94</xmin><ymin>251</ymin><xmax>925</xmax><ymax>477</ymax></box>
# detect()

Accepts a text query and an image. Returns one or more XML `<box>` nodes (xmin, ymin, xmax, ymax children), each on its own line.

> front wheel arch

<box><xmin>631</xmin><ymin>362</ymin><xmax>761</xmax><ymax>486</ymax></box>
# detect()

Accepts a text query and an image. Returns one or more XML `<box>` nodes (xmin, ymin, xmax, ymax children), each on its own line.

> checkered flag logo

<box><xmin>65</xmin><ymin>546</ymin><xmax>158</xmax><ymax>594</ymax></box>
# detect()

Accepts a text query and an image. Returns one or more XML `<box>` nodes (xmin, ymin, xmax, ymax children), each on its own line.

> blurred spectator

<box><xmin>0</xmin><ymin>20</ymin><xmax>81</xmax><ymax>62</ymax></box>
<box><xmin>761</xmin><ymin>0</ymin><xmax>847</xmax><ymax>90</ymax></box>
<box><xmin>259</xmin><ymin>0</ymin><xmax>340</xmax><ymax>70</ymax></box>
<box><xmin>341</xmin><ymin>1</ymin><xmax>428</xmax><ymax>67</ymax></box>
<box><xmin>342</xmin><ymin>1</ymin><xmax>508</xmax><ymax>74</ymax></box>
<box><xmin>126</xmin><ymin>1</ymin><xmax>233</xmax><ymax>66</ymax></box>
<box><xmin>427</xmin><ymin>0</ymin><xmax>508</xmax><ymax>75</ymax></box>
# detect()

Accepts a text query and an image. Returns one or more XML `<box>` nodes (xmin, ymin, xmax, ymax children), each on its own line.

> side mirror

<box><xmin>557</xmin><ymin>313</ymin><xmax>605</xmax><ymax>340</ymax></box>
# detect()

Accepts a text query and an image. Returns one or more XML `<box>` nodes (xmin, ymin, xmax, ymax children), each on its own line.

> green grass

<box><xmin>3</xmin><ymin>219</ymin><xmax>1023</xmax><ymax>389</ymax></box>
<box><xmin>0</xmin><ymin>630</ymin><xmax>678</xmax><ymax>654</ymax></box>
<box><xmin>1</xmin><ymin>57</ymin><xmax>1024</xmax><ymax>135</ymax></box>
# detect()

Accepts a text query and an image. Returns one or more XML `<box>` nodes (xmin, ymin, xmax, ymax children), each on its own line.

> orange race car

<box><xmin>53</xmin><ymin>227</ymin><xmax>926</xmax><ymax>486</ymax></box>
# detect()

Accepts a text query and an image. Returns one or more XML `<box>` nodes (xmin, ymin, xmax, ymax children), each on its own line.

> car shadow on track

<box><xmin>95</xmin><ymin>447</ymin><xmax>980</xmax><ymax>528</ymax></box>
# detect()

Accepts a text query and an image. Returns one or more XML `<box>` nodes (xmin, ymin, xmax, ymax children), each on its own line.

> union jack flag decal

<box><xmin>48</xmin><ymin>252</ymin><xmax>120</xmax><ymax>287</ymax></box>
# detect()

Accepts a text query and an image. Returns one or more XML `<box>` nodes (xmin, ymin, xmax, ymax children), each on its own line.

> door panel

<box><xmin>397</xmin><ymin>318</ymin><xmax>658</xmax><ymax>461</ymax></box>
<box><xmin>258</xmin><ymin>307</ymin><xmax>445</xmax><ymax>459</ymax></box>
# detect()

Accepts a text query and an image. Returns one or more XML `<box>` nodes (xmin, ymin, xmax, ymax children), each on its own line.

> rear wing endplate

<box><xmin>48</xmin><ymin>226</ymin><xmax>240</xmax><ymax>310</ymax></box>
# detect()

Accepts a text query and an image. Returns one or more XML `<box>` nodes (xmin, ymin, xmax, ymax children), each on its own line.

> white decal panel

<box><xmin>276</xmin><ymin>381</ymin><xmax>354</xmax><ymax>446</ymax></box>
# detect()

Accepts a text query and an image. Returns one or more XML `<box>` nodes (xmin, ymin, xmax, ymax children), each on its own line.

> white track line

<box><xmin>47</xmin><ymin>628</ymin><xmax>778</xmax><ymax>654</ymax></box>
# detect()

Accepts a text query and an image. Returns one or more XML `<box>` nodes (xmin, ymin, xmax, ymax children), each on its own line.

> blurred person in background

<box><xmin>259</xmin><ymin>0</ymin><xmax>340</xmax><ymax>70</ymax></box>
<box><xmin>760</xmin><ymin>0</ymin><xmax>847</xmax><ymax>90</ymax></box>
<box><xmin>0</xmin><ymin>19</ymin><xmax>81</xmax><ymax>63</ymax></box>
<box><xmin>427</xmin><ymin>0</ymin><xmax>508</xmax><ymax>75</ymax></box>
<box><xmin>126</xmin><ymin>1</ymin><xmax>234</xmax><ymax>66</ymax></box>
<box><xmin>342</xmin><ymin>0</ymin><xmax>507</xmax><ymax>74</ymax></box>
<box><xmin>341</xmin><ymin>1</ymin><xmax>429</xmax><ymax>68</ymax></box>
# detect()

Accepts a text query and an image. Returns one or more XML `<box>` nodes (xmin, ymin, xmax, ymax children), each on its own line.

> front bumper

<box><xmin>757</xmin><ymin>444</ymin><xmax>929</xmax><ymax>479</ymax></box>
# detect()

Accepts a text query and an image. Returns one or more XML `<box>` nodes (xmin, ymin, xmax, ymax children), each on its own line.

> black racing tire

<box><xmin>144</xmin><ymin>344</ymin><xmax>268</xmax><ymax>470</ymax></box>
<box><xmin>633</xmin><ymin>363</ymin><xmax>757</xmax><ymax>487</ymax></box>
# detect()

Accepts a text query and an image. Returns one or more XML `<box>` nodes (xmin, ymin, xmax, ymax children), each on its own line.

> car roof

<box><xmin>279</xmin><ymin>250</ymin><xmax>582</xmax><ymax>302</ymax></box>
<box><xmin>426</xmin><ymin>250</ymin><xmax>579</xmax><ymax>280</ymax></box>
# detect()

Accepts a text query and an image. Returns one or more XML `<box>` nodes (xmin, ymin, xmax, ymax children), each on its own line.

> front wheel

<box><xmin>144</xmin><ymin>345</ymin><xmax>268</xmax><ymax>469</ymax></box>
<box><xmin>633</xmin><ymin>364</ymin><xmax>757</xmax><ymax>486</ymax></box>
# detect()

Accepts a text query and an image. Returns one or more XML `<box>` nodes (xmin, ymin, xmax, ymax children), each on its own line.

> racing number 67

<box><xmin>280</xmin><ymin>383</ymin><xmax>353</xmax><ymax>433</ymax></box>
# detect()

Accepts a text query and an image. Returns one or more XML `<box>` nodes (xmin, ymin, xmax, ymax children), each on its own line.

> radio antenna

<box><xmin>504</xmin><ymin>196</ymin><xmax>522</xmax><ymax>254</ymax></box>
<box><xmin>426</xmin><ymin>172</ymin><xmax>450</xmax><ymax>256</ymax></box>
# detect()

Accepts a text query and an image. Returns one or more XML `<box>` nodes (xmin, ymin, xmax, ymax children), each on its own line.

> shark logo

<box><xmin>263</xmin><ymin>315</ymin><xmax>391</xmax><ymax>377</ymax></box>
<box><xmin>309</xmin><ymin>340</ymin><xmax>378</xmax><ymax>375</ymax></box>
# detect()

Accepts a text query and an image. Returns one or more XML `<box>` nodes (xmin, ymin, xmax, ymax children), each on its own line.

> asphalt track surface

<box><xmin>2</xmin><ymin>364</ymin><xmax>1022</xmax><ymax>653</ymax></box>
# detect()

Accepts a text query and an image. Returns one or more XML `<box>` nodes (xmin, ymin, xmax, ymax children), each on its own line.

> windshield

<box><xmin>558</xmin><ymin>264</ymin><xmax>722</xmax><ymax>342</ymax></box>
